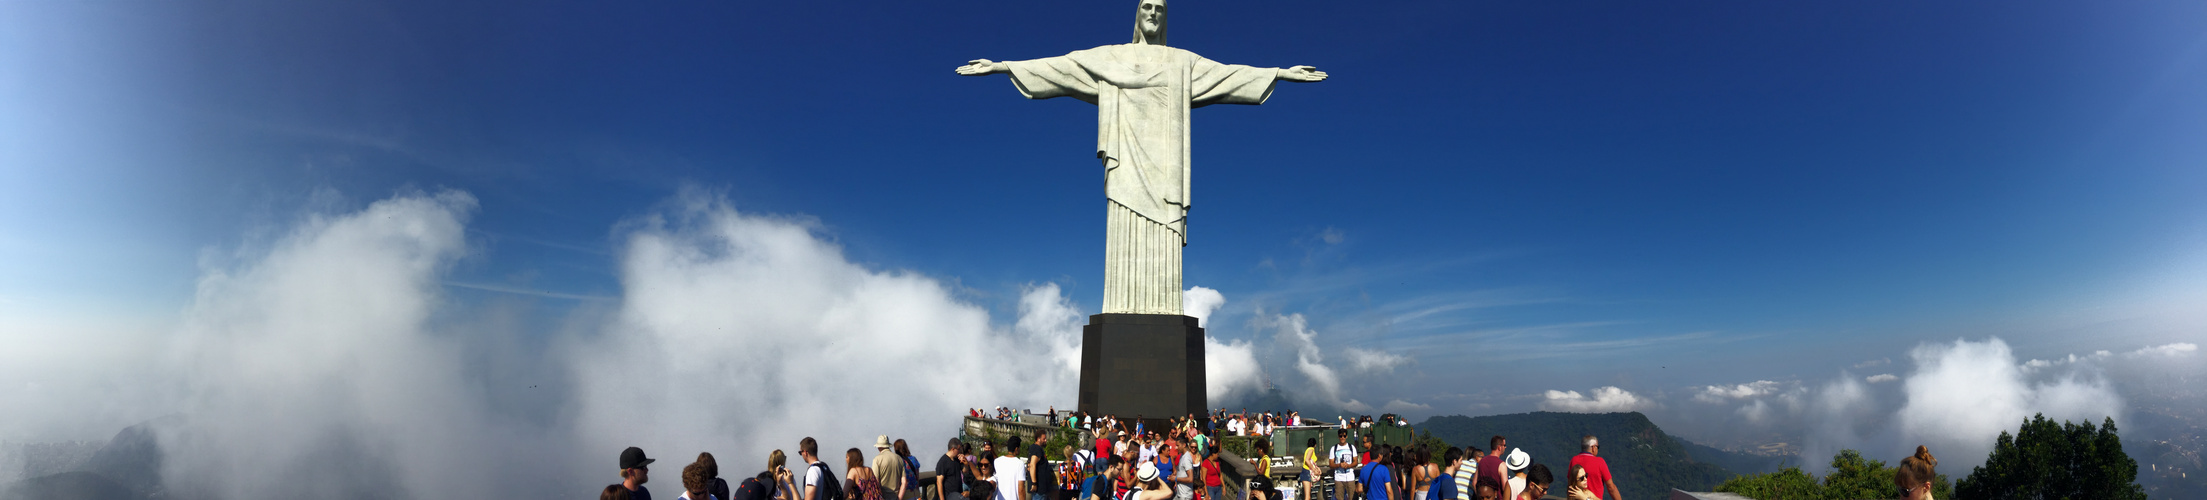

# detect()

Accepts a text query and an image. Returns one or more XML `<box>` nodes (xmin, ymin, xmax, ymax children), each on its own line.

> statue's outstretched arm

<box><xmin>956</xmin><ymin>59</ymin><xmax>1012</xmax><ymax>76</ymax></box>
<box><xmin>1278</xmin><ymin>66</ymin><xmax>1328</xmax><ymax>82</ymax></box>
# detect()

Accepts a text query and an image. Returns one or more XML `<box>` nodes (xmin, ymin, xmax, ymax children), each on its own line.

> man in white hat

<box><xmin>874</xmin><ymin>435</ymin><xmax>908</xmax><ymax>500</ymax></box>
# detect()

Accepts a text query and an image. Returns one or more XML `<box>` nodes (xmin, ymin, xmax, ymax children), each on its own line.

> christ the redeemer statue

<box><xmin>957</xmin><ymin>0</ymin><xmax>1326</xmax><ymax>315</ymax></box>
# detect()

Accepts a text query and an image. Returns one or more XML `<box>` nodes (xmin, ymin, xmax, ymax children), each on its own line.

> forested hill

<box><xmin>1416</xmin><ymin>412</ymin><xmax>1747</xmax><ymax>500</ymax></box>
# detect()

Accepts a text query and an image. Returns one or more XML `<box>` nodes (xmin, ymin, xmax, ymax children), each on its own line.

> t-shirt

<box><xmin>1474</xmin><ymin>456</ymin><xmax>1504</xmax><ymax>499</ymax></box>
<box><xmin>1568</xmin><ymin>454</ymin><xmax>1612</xmax><ymax>499</ymax></box>
<box><xmin>1032</xmin><ymin>456</ymin><xmax>1058</xmax><ymax>494</ymax></box>
<box><xmin>807</xmin><ymin>462</ymin><xmax>830</xmax><ymax>489</ymax></box>
<box><xmin>1450</xmin><ymin>460</ymin><xmax>1476</xmax><ymax>500</ymax></box>
<box><xmin>1425</xmin><ymin>471</ymin><xmax>1456</xmax><ymax>500</ymax></box>
<box><xmin>1328</xmin><ymin>445</ymin><xmax>1358</xmax><ymax>482</ymax></box>
<box><xmin>1201</xmin><ymin>457</ymin><xmax>1222</xmax><ymax>487</ymax></box>
<box><xmin>1139</xmin><ymin>445</ymin><xmax>1158</xmax><ymax>465</ymax></box>
<box><xmin>631</xmin><ymin>486</ymin><xmax>655</xmax><ymax>500</ymax></box>
<box><xmin>1361</xmin><ymin>463</ymin><xmax>1391</xmax><ymax>500</ymax></box>
<box><xmin>1172</xmin><ymin>452</ymin><xmax>1196</xmax><ymax>500</ymax></box>
<box><xmin>992</xmin><ymin>456</ymin><xmax>1027</xmax><ymax>500</ymax></box>
<box><xmin>938</xmin><ymin>455</ymin><xmax>968</xmax><ymax>495</ymax></box>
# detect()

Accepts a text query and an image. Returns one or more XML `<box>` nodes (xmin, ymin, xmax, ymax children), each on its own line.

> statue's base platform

<box><xmin>1078</xmin><ymin>314</ymin><xmax>1206</xmax><ymax>423</ymax></box>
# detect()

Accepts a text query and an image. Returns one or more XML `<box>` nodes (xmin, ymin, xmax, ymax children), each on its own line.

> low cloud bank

<box><xmin>1670</xmin><ymin>337</ymin><xmax>2155</xmax><ymax>473</ymax></box>
<box><xmin>9</xmin><ymin>189</ymin><xmax>1107</xmax><ymax>498</ymax></box>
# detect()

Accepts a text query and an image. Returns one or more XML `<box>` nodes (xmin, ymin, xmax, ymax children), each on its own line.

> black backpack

<box><xmin>811</xmin><ymin>462</ymin><xmax>847</xmax><ymax>500</ymax></box>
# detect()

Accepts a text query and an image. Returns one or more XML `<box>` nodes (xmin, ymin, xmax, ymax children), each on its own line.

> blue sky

<box><xmin>5</xmin><ymin>0</ymin><xmax>2206</xmax><ymax>448</ymax></box>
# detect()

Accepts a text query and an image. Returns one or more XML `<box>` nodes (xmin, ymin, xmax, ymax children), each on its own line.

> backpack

<box><xmin>903</xmin><ymin>455</ymin><xmax>922</xmax><ymax>492</ymax></box>
<box><xmin>811</xmin><ymin>462</ymin><xmax>847</xmax><ymax>500</ymax></box>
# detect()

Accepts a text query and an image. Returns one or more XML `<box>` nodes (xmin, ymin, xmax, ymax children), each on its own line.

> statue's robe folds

<box><xmin>1004</xmin><ymin>44</ymin><xmax>1279</xmax><ymax>315</ymax></box>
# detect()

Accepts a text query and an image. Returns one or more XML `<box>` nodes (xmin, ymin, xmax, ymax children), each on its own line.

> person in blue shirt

<box><xmin>1360</xmin><ymin>449</ymin><xmax>1391</xmax><ymax>500</ymax></box>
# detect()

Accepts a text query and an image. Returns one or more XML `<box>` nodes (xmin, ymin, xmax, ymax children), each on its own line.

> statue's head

<box><xmin>1131</xmin><ymin>0</ymin><xmax>1167</xmax><ymax>46</ymax></box>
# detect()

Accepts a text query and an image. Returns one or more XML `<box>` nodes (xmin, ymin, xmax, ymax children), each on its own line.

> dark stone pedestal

<box><xmin>1078</xmin><ymin>314</ymin><xmax>1206</xmax><ymax>421</ymax></box>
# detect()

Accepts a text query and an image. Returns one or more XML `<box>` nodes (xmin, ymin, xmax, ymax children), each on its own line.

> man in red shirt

<box><xmin>1474</xmin><ymin>436</ymin><xmax>1507</xmax><ymax>498</ymax></box>
<box><xmin>1566</xmin><ymin>435</ymin><xmax>1621</xmax><ymax>500</ymax></box>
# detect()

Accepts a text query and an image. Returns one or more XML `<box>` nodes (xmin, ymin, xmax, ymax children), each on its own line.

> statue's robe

<box><xmin>1004</xmin><ymin>43</ymin><xmax>1279</xmax><ymax>314</ymax></box>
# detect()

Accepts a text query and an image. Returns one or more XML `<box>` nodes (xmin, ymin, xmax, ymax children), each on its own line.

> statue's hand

<box><xmin>1280</xmin><ymin>65</ymin><xmax>1328</xmax><ymax>82</ymax></box>
<box><xmin>957</xmin><ymin>59</ymin><xmax>1007</xmax><ymax>76</ymax></box>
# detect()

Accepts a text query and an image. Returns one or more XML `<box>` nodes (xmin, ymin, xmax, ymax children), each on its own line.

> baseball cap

<box><xmin>621</xmin><ymin>447</ymin><xmax>655</xmax><ymax>470</ymax></box>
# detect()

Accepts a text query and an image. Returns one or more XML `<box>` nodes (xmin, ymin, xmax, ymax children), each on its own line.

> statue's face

<box><xmin>1137</xmin><ymin>0</ymin><xmax>1166</xmax><ymax>39</ymax></box>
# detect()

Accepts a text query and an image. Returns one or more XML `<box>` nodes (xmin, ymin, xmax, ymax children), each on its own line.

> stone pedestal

<box><xmin>1078</xmin><ymin>314</ymin><xmax>1206</xmax><ymax>421</ymax></box>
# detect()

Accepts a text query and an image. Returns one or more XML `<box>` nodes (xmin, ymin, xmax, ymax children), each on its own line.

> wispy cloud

<box><xmin>443</xmin><ymin>281</ymin><xmax>614</xmax><ymax>301</ymax></box>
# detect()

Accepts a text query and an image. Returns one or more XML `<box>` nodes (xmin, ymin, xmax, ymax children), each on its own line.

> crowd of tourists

<box><xmin>1276</xmin><ymin>429</ymin><xmax>1622</xmax><ymax>500</ymax></box>
<box><xmin>597</xmin><ymin>407</ymin><xmax>1947</xmax><ymax>500</ymax></box>
<box><xmin>591</xmin><ymin>414</ymin><xmax>1640</xmax><ymax>500</ymax></box>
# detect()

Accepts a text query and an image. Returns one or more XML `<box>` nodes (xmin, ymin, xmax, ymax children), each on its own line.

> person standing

<box><xmin>622</xmin><ymin>446</ymin><xmax>658</xmax><ymax>500</ymax></box>
<box><xmin>700</xmin><ymin>453</ymin><xmax>732</xmax><ymax>500</ymax></box>
<box><xmin>1299</xmin><ymin>438</ymin><xmax>1322</xmax><ymax>500</ymax></box>
<box><xmin>898</xmin><ymin>440</ymin><xmax>924</xmax><ymax>500</ymax></box>
<box><xmin>1328</xmin><ymin>430</ymin><xmax>1359</xmax><ymax>500</ymax></box>
<box><xmin>684</xmin><ymin>460</ymin><xmax>721</xmax><ymax>500</ymax></box>
<box><xmin>1451</xmin><ymin>448</ymin><xmax>1481</xmax><ymax>500</ymax></box>
<box><xmin>1512</xmin><ymin>465</ymin><xmax>1549</xmax><ymax>500</ymax></box>
<box><xmin>938</xmin><ymin>439</ymin><xmax>969</xmax><ymax>500</ymax></box>
<box><xmin>1029</xmin><ymin>432</ymin><xmax>1060</xmax><ymax>500</ymax></box>
<box><xmin>1894</xmin><ymin>446</ymin><xmax>1937</xmax><ymax>500</ymax></box>
<box><xmin>851</xmin><ymin>449</ymin><xmax>887</xmax><ymax>500</ymax></box>
<box><xmin>994</xmin><ymin>437</ymin><xmax>1030</xmax><ymax>500</ymax></box>
<box><xmin>1358</xmin><ymin>448</ymin><xmax>1391</xmax><ymax>500</ymax></box>
<box><xmin>801</xmin><ymin>438</ymin><xmax>841</xmax><ymax>500</ymax></box>
<box><xmin>1424</xmin><ymin>448</ymin><xmax>1461</xmax><ymax>500</ymax></box>
<box><xmin>1500</xmin><ymin>450</ymin><xmax>1528</xmax><ymax>500</ymax></box>
<box><xmin>1200</xmin><ymin>446</ymin><xmax>1223</xmax><ymax>500</ymax></box>
<box><xmin>1474</xmin><ymin>437</ymin><xmax>1506</xmax><ymax>500</ymax></box>
<box><xmin>875</xmin><ymin>436</ymin><xmax>909</xmax><ymax>500</ymax></box>
<box><xmin>1167</xmin><ymin>435</ymin><xmax>1197</xmax><ymax>500</ymax></box>
<box><xmin>1565</xmin><ymin>436</ymin><xmax>1620</xmax><ymax>500</ymax></box>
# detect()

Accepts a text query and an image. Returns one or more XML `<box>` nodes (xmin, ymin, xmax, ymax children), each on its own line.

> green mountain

<box><xmin>1416</xmin><ymin>412</ymin><xmax>1756</xmax><ymax>500</ymax></box>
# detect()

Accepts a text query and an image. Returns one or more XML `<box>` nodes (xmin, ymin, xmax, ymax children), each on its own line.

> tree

<box><xmin>1956</xmin><ymin>414</ymin><xmax>2145</xmax><ymax>500</ymax></box>
<box><xmin>1819</xmin><ymin>449</ymin><xmax>1896</xmax><ymax>500</ymax></box>
<box><xmin>1713</xmin><ymin>449</ymin><xmax>1949</xmax><ymax>500</ymax></box>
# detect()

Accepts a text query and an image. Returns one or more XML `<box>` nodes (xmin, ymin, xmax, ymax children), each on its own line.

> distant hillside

<box><xmin>1417</xmin><ymin>412</ymin><xmax>1753</xmax><ymax>500</ymax></box>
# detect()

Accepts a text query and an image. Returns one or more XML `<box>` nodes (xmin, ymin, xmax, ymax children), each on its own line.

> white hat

<box><xmin>877</xmin><ymin>435</ymin><xmax>892</xmax><ymax>449</ymax></box>
<box><xmin>1136</xmin><ymin>462</ymin><xmax>1160</xmax><ymax>482</ymax></box>
<box><xmin>1506</xmin><ymin>448</ymin><xmax>1531</xmax><ymax>471</ymax></box>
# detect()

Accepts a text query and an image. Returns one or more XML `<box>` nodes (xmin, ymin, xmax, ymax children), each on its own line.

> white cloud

<box><xmin>1343</xmin><ymin>347</ymin><xmax>1411</xmax><ymax>373</ymax></box>
<box><xmin>1539</xmin><ymin>386</ymin><xmax>1650</xmax><ymax>413</ymax></box>
<box><xmin>1256</xmin><ymin>311</ymin><xmax>1344</xmax><ymax>406</ymax></box>
<box><xmin>1184</xmin><ymin>286</ymin><xmax>1225</xmax><ymax>328</ymax></box>
<box><xmin>1693</xmin><ymin>380</ymin><xmax>1784</xmax><ymax>403</ymax></box>
<box><xmin>572</xmin><ymin>190</ymin><xmax>1085</xmax><ymax>480</ymax></box>
<box><xmin>1205</xmin><ymin>336</ymin><xmax>1263</xmax><ymax>405</ymax></box>
<box><xmin>1852</xmin><ymin>358</ymin><xmax>1891</xmax><ymax>369</ymax></box>
<box><xmin>2127</xmin><ymin>342</ymin><xmax>2197</xmax><ymax>358</ymax></box>
<box><xmin>1381</xmin><ymin>399</ymin><xmax>1431</xmax><ymax>412</ymax></box>
<box><xmin>1865</xmin><ymin>373</ymin><xmax>1898</xmax><ymax>383</ymax></box>
<box><xmin>1891</xmin><ymin>337</ymin><xmax>2124</xmax><ymax>471</ymax></box>
<box><xmin>158</xmin><ymin>190</ymin><xmax>522</xmax><ymax>499</ymax></box>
